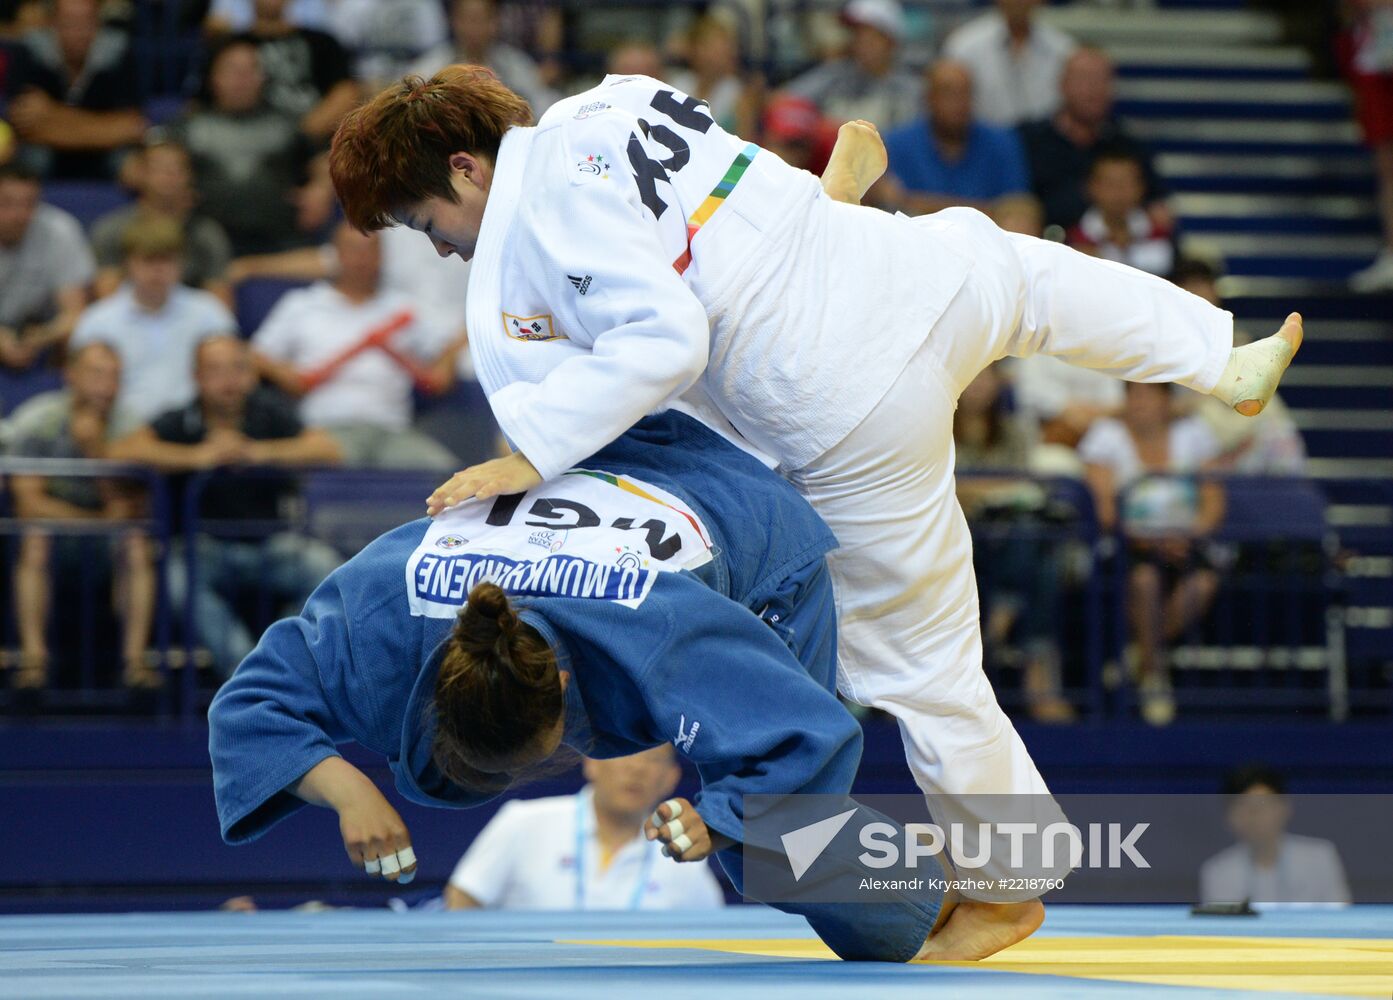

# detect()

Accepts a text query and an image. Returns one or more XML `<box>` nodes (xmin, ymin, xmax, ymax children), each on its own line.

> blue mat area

<box><xmin>2</xmin><ymin>905</ymin><xmax>1390</xmax><ymax>999</ymax></box>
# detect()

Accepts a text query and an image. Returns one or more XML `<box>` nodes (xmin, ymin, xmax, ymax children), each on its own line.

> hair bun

<box><xmin>455</xmin><ymin>582</ymin><xmax>518</xmax><ymax>651</ymax></box>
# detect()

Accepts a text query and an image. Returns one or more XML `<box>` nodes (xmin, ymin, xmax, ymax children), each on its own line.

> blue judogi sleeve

<box><xmin>208</xmin><ymin>578</ymin><xmax>356</xmax><ymax>845</ymax></box>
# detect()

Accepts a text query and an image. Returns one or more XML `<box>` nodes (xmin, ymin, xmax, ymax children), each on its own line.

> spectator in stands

<box><xmin>1080</xmin><ymin>381</ymin><xmax>1226</xmax><ymax>726</ymax></box>
<box><xmin>878</xmin><ymin>59</ymin><xmax>1030</xmax><ymax>216</ymax></box>
<box><xmin>9</xmin><ymin>0</ymin><xmax>146</xmax><ymax>180</ymax></box>
<box><xmin>1020</xmin><ymin>46</ymin><xmax>1169</xmax><ymax>233</ymax></box>
<box><xmin>239</xmin><ymin>0</ymin><xmax>360</xmax><ymax>143</ymax></box>
<box><xmin>942</xmin><ymin>0</ymin><xmax>1076</xmax><ymax>128</ymax></box>
<box><xmin>1067</xmin><ymin>148</ymin><xmax>1176</xmax><ymax>277</ymax></box>
<box><xmin>168</xmin><ymin>35</ymin><xmax>325</xmax><ymax>256</ymax></box>
<box><xmin>206</xmin><ymin>0</ymin><xmax>330</xmax><ymax>34</ymax></box>
<box><xmin>109</xmin><ymin>335</ymin><xmax>342</xmax><ymax>677</ymax></box>
<box><xmin>1340</xmin><ymin>0</ymin><xmax>1393</xmax><ymax>291</ymax></box>
<box><xmin>604</xmin><ymin>39</ymin><xmax>666</xmax><ymax>81</ymax></box>
<box><xmin>760</xmin><ymin>94</ymin><xmax>836</xmax><ymax>176</ymax></box>
<box><xmin>444</xmin><ymin>745</ymin><xmax>726</xmax><ymax>910</ymax></box>
<box><xmin>329</xmin><ymin>0</ymin><xmax>449</xmax><ymax>94</ymax></box>
<box><xmin>954</xmin><ymin>364</ymin><xmax>1074</xmax><ymax>724</ymax></box>
<box><xmin>70</xmin><ymin>215</ymin><xmax>237</xmax><ymax>423</ymax></box>
<box><xmin>1171</xmin><ymin>259</ymin><xmax>1307</xmax><ymax>475</ymax></box>
<box><xmin>1200</xmin><ymin>764</ymin><xmax>1351</xmax><ymax>909</ymax></box>
<box><xmin>1010</xmin><ymin>354</ymin><xmax>1123</xmax><ymax>454</ymax></box>
<box><xmin>90</xmin><ymin>139</ymin><xmax>235</xmax><ymax>306</ymax></box>
<box><xmin>784</xmin><ymin>0</ymin><xmax>921</xmax><ymax>130</ymax></box>
<box><xmin>7</xmin><ymin>341</ymin><xmax>155</xmax><ymax>690</ymax></box>
<box><xmin>669</xmin><ymin>14</ymin><xmax>759</xmax><ymax>138</ymax></box>
<box><xmin>250</xmin><ymin>222</ymin><xmax>465</xmax><ymax>470</ymax></box>
<box><xmin>0</xmin><ymin>163</ymin><xmax>93</xmax><ymax>370</ymax></box>
<box><xmin>409</xmin><ymin>0</ymin><xmax>557</xmax><ymax>115</ymax></box>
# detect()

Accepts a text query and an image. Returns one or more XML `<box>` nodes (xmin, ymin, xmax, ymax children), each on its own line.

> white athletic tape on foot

<box><xmin>397</xmin><ymin>846</ymin><xmax>417</xmax><ymax>869</ymax></box>
<box><xmin>380</xmin><ymin>854</ymin><xmax>401</xmax><ymax>876</ymax></box>
<box><xmin>671</xmin><ymin>833</ymin><xmax>693</xmax><ymax>856</ymax></box>
<box><xmin>665</xmin><ymin>818</ymin><xmax>685</xmax><ymax>841</ymax></box>
<box><xmin>364</xmin><ymin>858</ymin><xmax>381</xmax><ymax>874</ymax></box>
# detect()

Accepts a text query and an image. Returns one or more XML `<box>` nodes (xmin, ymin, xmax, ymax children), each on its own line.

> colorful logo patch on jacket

<box><xmin>574</xmin><ymin>154</ymin><xmax>610</xmax><ymax>180</ymax></box>
<box><xmin>503</xmin><ymin>312</ymin><xmax>565</xmax><ymax>342</ymax></box>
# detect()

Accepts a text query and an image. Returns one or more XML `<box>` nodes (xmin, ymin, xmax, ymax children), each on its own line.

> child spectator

<box><xmin>1019</xmin><ymin>46</ymin><xmax>1169</xmax><ymax>232</ymax></box>
<box><xmin>9</xmin><ymin>0</ymin><xmax>146</xmax><ymax>179</ymax></box>
<box><xmin>1080</xmin><ymin>381</ymin><xmax>1226</xmax><ymax>726</ymax></box>
<box><xmin>70</xmin><ymin>215</ymin><xmax>237</xmax><ymax>422</ymax></box>
<box><xmin>250</xmin><ymin>222</ymin><xmax>465</xmax><ymax>470</ymax></box>
<box><xmin>1067</xmin><ymin>148</ymin><xmax>1176</xmax><ymax>277</ymax></box>
<box><xmin>7</xmin><ymin>341</ymin><xmax>155</xmax><ymax>690</ymax></box>
<box><xmin>0</xmin><ymin>163</ymin><xmax>93</xmax><ymax>369</ymax></box>
<box><xmin>90</xmin><ymin>139</ymin><xmax>235</xmax><ymax>306</ymax></box>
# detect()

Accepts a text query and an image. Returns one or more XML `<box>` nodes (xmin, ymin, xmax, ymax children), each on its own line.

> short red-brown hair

<box><xmin>330</xmin><ymin>64</ymin><xmax>534</xmax><ymax>232</ymax></box>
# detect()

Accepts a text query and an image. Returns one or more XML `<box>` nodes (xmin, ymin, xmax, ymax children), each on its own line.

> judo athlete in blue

<box><xmin>209</xmin><ymin>411</ymin><xmax>951</xmax><ymax>962</ymax></box>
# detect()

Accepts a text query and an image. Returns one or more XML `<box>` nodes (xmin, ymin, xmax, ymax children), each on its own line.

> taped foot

<box><xmin>1211</xmin><ymin>312</ymin><xmax>1303</xmax><ymax>417</ymax></box>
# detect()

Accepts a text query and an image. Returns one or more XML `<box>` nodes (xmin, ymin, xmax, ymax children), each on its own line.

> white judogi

<box><xmin>461</xmin><ymin>75</ymin><xmax>1234</xmax><ymax>894</ymax></box>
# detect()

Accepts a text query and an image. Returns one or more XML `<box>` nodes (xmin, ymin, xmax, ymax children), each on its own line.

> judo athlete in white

<box><xmin>329</xmin><ymin>65</ymin><xmax>1302</xmax><ymax>954</ymax></box>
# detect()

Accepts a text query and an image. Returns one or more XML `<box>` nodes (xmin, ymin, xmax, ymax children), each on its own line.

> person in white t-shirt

<box><xmin>1200</xmin><ymin>765</ymin><xmax>1351</xmax><ymax>910</ymax></box>
<box><xmin>1079</xmin><ymin>381</ymin><xmax>1226</xmax><ymax>727</ymax></box>
<box><xmin>70</xmin><ymin>216</ymin><xmax>237</xmax><ymax>424</ymax></box>
<box><xmin>444</xmin><ymin>744</ymin><xmax>725</xmax><ymax>911</ymax></box>
<box><xmin>941</xmin><ymin>0</ymin><xmax>1077</xmax><ymax>128</ymax></box>
<box><xmin>251</xmin><ymin>222</ymin><xmax>467</xmax><ymax>469</ymax></box>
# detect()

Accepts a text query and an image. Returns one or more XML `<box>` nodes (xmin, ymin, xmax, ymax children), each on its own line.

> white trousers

<box><xmin>790</xmin><ymin>209</ymin><xmax>1232</xmax><ymax>894</ymax></box>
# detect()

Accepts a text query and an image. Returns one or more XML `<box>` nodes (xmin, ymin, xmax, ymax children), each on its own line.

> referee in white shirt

<box><xmin>443</xmin><ymin>745</ymin><xmax>726</xmax><ymax>911</ymax></box>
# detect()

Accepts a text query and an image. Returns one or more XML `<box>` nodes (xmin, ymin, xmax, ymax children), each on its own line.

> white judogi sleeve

<box><xmin>484</xmin><ymin>117</ymin><xmax>712</xmax><ymax>481</ymax></box>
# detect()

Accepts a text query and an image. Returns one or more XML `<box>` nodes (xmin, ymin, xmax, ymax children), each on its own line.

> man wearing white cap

<box><xmin>785</xmin><ymin>0</ymin><xmax>921</xmax><ymax>130</ymax></box>
<box><xmin>444</xmin><ymin>745</ymin><xmax>726</xmax><ymax>911</ymax></box>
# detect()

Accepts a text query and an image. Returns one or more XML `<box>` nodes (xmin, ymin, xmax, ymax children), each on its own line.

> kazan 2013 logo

<box><xmin>576</xmin><ymin>154</ymin><xmax>610</xmax><ymax>179</ymax></box>
<box><xmin>435</xmin><ymin>535</ymin><xmax>468</xmax><ymax>550</ymax></box>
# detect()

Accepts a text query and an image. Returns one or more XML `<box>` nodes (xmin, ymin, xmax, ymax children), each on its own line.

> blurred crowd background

<box><xmin>0</xmin><ymin>0</ymin><xmax>1390</xmax><ymax>914</ymax></box>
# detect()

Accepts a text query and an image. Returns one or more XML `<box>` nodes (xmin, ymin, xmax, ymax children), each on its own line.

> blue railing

<box><xmin>0</xmin><ymin>460</ymin><xmax>1385</xmax><ymax>724</ymax></box>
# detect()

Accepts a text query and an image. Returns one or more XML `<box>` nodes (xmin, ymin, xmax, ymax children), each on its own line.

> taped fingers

<box><xmin>364</xmin><ymin>857</ymin><xmax>381</xmax><ymax>875</ymax></box>
<box><xmin>398</xmin><ymin>845</ymin><xmax>418</xmax><ymax>885</ymax></box>
<box><xmin>665</xmin><ymin>833</ymin><xmax>694</xmax><ymax>859</ymax></box>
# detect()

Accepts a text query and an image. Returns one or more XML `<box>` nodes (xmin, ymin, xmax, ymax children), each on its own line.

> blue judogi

<box><xmin>209</xmin><ymin>411</ymin><xmax>942</xmax><ymax>961</ymax></box>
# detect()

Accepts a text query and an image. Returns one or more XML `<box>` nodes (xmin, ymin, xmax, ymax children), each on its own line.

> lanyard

<box><xmin>574</xmin><ymin>792</ymin><xmax>655</xmax><ymax>911</ymax></box>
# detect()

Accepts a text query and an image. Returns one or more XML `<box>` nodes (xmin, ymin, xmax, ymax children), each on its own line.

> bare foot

<box><xmin>1211</xmin><ymin>312</ymin><xmax>1303</xmax><ymax>417</ymax></box>
<box><xmin>913</xmin><ymin>898</ymin><xmax>1045</xmax><ymax>962</ymax></box>
<box><xmin>820</xmin><ymin>119</ymin><xmax>887</xmax><ymax>205</ymax></box>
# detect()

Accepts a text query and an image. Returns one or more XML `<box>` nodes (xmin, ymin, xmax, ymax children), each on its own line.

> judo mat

<box><xmin>3</xmin><ymin>904</ymin><xmax>1391</xmax><ymax>999</ymax></box>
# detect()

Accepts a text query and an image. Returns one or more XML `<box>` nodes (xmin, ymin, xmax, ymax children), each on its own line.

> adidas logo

<box><xmin>567</xmin><ymin>274</ymin><xmax>593</xmax><ymax>295</ymax></box>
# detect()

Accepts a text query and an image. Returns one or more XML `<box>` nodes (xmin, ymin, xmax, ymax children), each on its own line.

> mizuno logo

<box><xmin>674</xmin><ymin>714</ymin><xmax>700</xmax><ymax>753</ymax></box>
<box><xmin>567</xmin><ymin>274</ymin><xmax>593</xmax><ymax>295</ymax></box>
